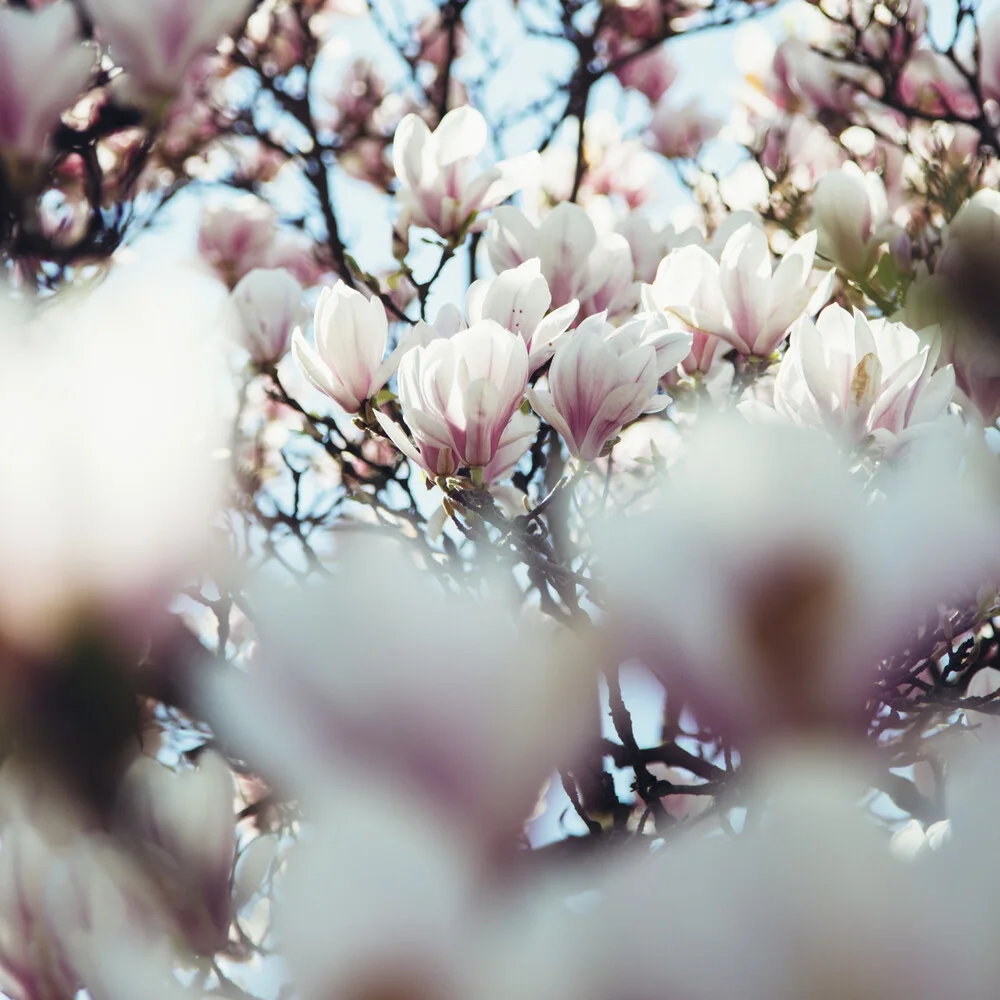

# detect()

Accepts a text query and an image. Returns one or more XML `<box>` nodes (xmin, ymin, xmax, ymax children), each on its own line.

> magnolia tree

<box><xmin>6</xmin><ymin>0</ymin><xmax>1000</xmax><ymax>997</ymax></box>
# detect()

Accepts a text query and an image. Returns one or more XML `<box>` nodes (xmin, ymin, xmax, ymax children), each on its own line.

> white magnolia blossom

<box><xmin>0</xmin><ymin>781</ymin><xmax>192</xmax><ymax>1000</ymax></box>
<box><xmin>117</xmin><ymin>754</ymin><xmax>236</xmax><ymax>956</ymax></box>
<box><xmin>811</xmin><ymin>161</ymin><xmax>899</xmax><ymax>277</ymax></box>
<box><xmin>0</xmin><ymin>267</ymin><xmax>227</xmax><ymax>652</ymax></box>
<box><xmin>591</xmin><ymin>755</ymin><xmax>995</xmax><ymax>1000</ymax></box>
<box><xmin>83</xmin><ymin>0</ymin><xmax>252</xmax><ymax>101</ymax></box>
<box><xmin>486</xmin><ymin>203</ymin><xmax>635</xmax><ymax>318</ymax></box>
<box><xmin>393</xmin><ymin>261</ymin><xmax>579</xmax><ymax>374</ymax></box>
<box><xmin>0</xmin><ymin>3</ymin><xmax>95</xmax><ymax>166</ymax></box>
<box><xmin>204</xmin><ymin>536</ymin><xmax>595</xmax><ymax>842</ymax></box>
<box><xmin>649</xmin><ymin>223</ymin><xmax>828</xmax><ymax>358</ymax></box>
<box><xmin>466</xmin><ymin>259</ymin><xmax>580</xmax><ymax>371</ymax></box>
<box><xmin>393</xmin><ymin>105</ymin><xmax>539</xmax><ymax>241</ymax></box>
<box><xmin>744</xmin><ymin>304</ymin><xmax>956</xmax><ymax>451</ymax></box>
<box><xmin>292</xmin><ymin>280</ymin><xmax>394</xmax><ymax>413</ymax></box>
<box><xmin>388</xmin><ymin>320</ymin><xmax>530</xmax><ymax>473</ymax></box>
<box><xmin>230</xmin><ymin>267</ymin><xmax>305</xmax><ymax>366</ymax></box>
<box><xmin>597</xmin><ymin>417</ymin><xmax>1000</xmax><ymax>740</ymax></box>
<box><xmin>526</xmin><ymin>313</ymin><xmax>689</xmax><ymax>462</ymax></box>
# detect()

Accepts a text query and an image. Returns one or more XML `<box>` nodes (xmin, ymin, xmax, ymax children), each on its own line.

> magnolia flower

<box><xmin>292</xmin><ymin>281</ymin><xmax>394</xmax><ymax>414</ymax></box>
<box><xmin>486</xmin><ymin>203</ymin><xmax>634</xmax><ymax>317</ymax></box>
<box><xmin>811</xmin><ymin>162</ymin><xmax>898</xmax><ymax>277</ymax></box>
<box><xmin>280</xmin><ymin>786</ymin><xmax>477</xmax><ymax>1000</ymax></box>
<box><xmin>230</xmin><ymin>268</ymin><xmax>305</xmax><ymax>367</ymax></box>
<box><xmin>0</xmin><ymin>823</ymin><xmax>79</xmax><ymax>1000</ymax></box>
<box><xmin>900</xmin><ymin>193</ymin><xmax>1000</xmax><ymax>423</ymax></box>
<box><xmin>0</xmin><ymin>794</ymin><xmax>189</xmax><ymax>1000</ymax></box>
<box><xmin>526</xmin><ymin>313</ymin><xmax>689</xmax><ymax>462</ymax></box>
<box><xmin>388</xmin><ymin>320</ymin><xmax>529</xmax><ymax>474</ymax></box>
<box><xmin>376</xmin><ymin>399</ymin><xmax>538</xmax><ymax>485</ymax></box>
<box><xmin>751</xmin><ymin>305</ymin><xmax>956</xmax><ymax>451</ymax></box>
<box><xmin>198</xmin><ymin>196</ymin><xmax>279</xmax><ymax>289</ymax></box>
<box><xmin>117</xmin><ymin>754</ymin><xmax>236</xmax><ymax>956</ymax></box>
<box><xmin>613</xmin><ymin>43</ymin><xmax>677</xmax><ymax>102</ymax></box>
<box><xmin>774</xmin><ymin>37</ymin><xmax>882</xmax><ymax>114</ymax></box>
<box><xmin>897</xmin><ymin>48</ymin><xmax>979</xmax><ymax>118</ymax></box>
<box><xmin>83</xmin><ymin>0</ymin><xmax>252</xmax><ymax>102</ymax></box>
<box><xmin>647</xmin><ymin>96</ymin><xmax>721</xmax><ymax>160</ymax></box>
<box><xmin>203</xmin><ymin>536</ymin><xmax>595</xmax><ymax>843</ymax></box>
<box><xmin>466</xmin><ymin>259</ymin><xmax>579</xmax><ymax>371</ymax></box>
<box><xmin>392</xmin><ymin>105</ymin><xmax>539</xmax><ymax>241</ymax></box>
<box><xmin>642</xmin><ymin>247</ymin><xmax>727</xmax><ymax>377</ymax></box>
<box><xmin>654</xmin><ymin>223</ymin><xmax>824</xmax><ymax>358</ymax></box>
<box><xmin>0</xmin><ymin>266</ymin><xmax>227</xmax><ymax>653</ymax></box>
<box><xmin>0</xmin><ymin>3</ymin><xmax>95</xmax><ymax>168</ymax></box>
<box><xmin>597</xmin><ymin>417</ymin><xmax>1000</xmax><ymax>741</ymax></box>
<box><xmin>592</xmin><ymin>757</ymin><xmax>989</xmax><ymax>1000</ymax></box>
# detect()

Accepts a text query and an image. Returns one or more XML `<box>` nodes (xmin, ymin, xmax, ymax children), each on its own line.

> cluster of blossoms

<box><xmin>8</xmin><ymin>0</ymin><xmax>1000</xmax><ymax>999</ymax></box>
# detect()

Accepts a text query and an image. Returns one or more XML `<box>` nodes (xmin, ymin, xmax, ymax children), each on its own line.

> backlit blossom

<box><xmin>0</xmin><ymin>4</ymin><xmax>95</xmax><ymax>168</ymax></box>
<box><xmin>466</xmin><ymin>259</ymin><xmax>579</xmax><ymax>371</ymax></box>
<box><xmin>647</xmin><ymin>97</ymin><xmax>721</xmax><ymax>160</ymax></box>
<box><xmin>117</xmin><ymin>754</ymin><xmax>236</xmax><ymax>956</ymax></box>
<box><xmin>197</xmin><ymin>196</ymin><xmax>279</xmax><ymax>289</ymax></box>
<box><xmin>204</xmin><ymin>536</ymin><xmax>595</xmax><ymax>842</ymax></box>
<box><xmin>292</xmin><ymin>280</ymin><xmax>393</xmax><ymax>414</ymax></box>
<box><xmin>388</xmin><ymin>320</ymin><xmax>529</xmax><ymax>473</ymax></box>
<box><xmin>486</xmin><ymin>203</ymin><xmax>635</xmax><ymax>317</ymax></box>
<box><xmin>230</xmin><ymin>267</ymin><xmax>305</xmax><ymax>367</ymax></box>
<box><xmin>526</xmin><ymin>313</ymin><xmax>689</xmax><ymax>462</ymax></box>
<box><xmin>0</xmin><ymin>267</ymin><xmax>227</xmax><ymax>652</ymax></box>
<box><xmin>897</xmin><ymin>48</ymin><xmax>979</xmax><ymax>118</ymax></box>
<box><xmin>598</xmin><ymin>417</ymin><xmax>1000</xmax><ymax>741</ymax></box>
<box><xmin>393</xmin><ymin>105</ymin><xmax>539</xmax><ymax>241</ymax></box>
<box><xmin>811</xmin><ymin>162</ymin><xmax>899</xmax><ymax>277</ymax></box>
<box><xmin>83</xmin><ymin>0</ymin><xmax>252</xmax><ymax>103</ymax></box>
<box><xmin>749</xmin><ymin>305</ymin><xmax>956</xmax><ymax>451</ymax></box>
<box><xmin>654</xmin><ymin>223</ymin><xmax>825</xmax><ymax>358</ymax></box>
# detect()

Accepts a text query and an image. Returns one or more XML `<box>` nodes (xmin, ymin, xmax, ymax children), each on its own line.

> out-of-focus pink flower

<box><xmin>647</xmin><ymin>97</ymin><xmax>721</xmax><ymax>160</ymax></box>
<box><xmin>83</xmin><ymin>0</ymin><xmax>252</xmax><ymax>103</ymax></box>
<box><xmin>230</xmin><ymin>268</ymin><xmax>305</xmax><ymax>367</ymax></box>
<box><xmin>265</xmin><ymin>229</ymin><xmax>326</xmax><ymax>288</ymax></box>
<box><xmin>0</xmin><ymin>4</ymin><xmax>95</xmax><ymax>169</ymax></box>
<box><xmin>415</xmin><ymin>10</ymin><xmax>468</xmax><ymax>69</ymax></box>
<box><xmin>393</xmin><ymin>106</ymin><xmax>539</xmax><ymax>242</ymax></box>
<box><xmin>811</xmin><ymin>163</ymin><xmax>898</xmax><ymax>277</ymax></box>
<box><xmin>897</xmin><ymin>48</ymin><xmax>979</xmax><ymax>118</ymax></box>
<box><xmin>526</xmin><ymin>313</ymin><xmax>689</xmax><ymax>462</ymax></box>
<box><xmin>749</xmin><ymin>305</ymin><xmax>956</xmax><ymax>452</ymax></box>
<box><xmin>774</xmin><ymin>37</ymin><xmax>882</xmax><ymax>115</ymax></box>
<box><xmin>760</xmin><ymin>114</ymin><xmax>845</xmax><ymax>191</ymax></box>
<box><xmin>486</xmin><ymin>203</ymin><xmax>634</xmax><ymax>318</ymax></box>
<box><xmin>613</xmin><ymin>44</ymin><xmax>677</xmax><ymax>103</ymax></box>
<box><xmin>389</xmin><ymin>321</ymin><xmax>529</xmax><ymax>473</ymax></box>
<box><xmin>292</xmin><ymin>281</ymin><xmax>394</xmax><ymax>414</ymax></box>
<box><xmin>466</xmin><ymin>259</ymin><xmax>579</xmax><ymax>372</ymax></box>
<box><xmin>659</xmin><ymin>224</ymin><xmax>824</xmax><ymax>358</ymax></box>
<box><xmin>117</xmin><ymin>754</ymin><xmax>236</xmax><ymax>956</ymax></box>
<box><xmin>198</xmin><ymin>196</ymin><xmax>279</xmax><ymax>288</ymax></box>
<box><xmin>598</xmin><ymin>417</ymin><xmax>1000</xmax><ymax>741</ymax></box>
